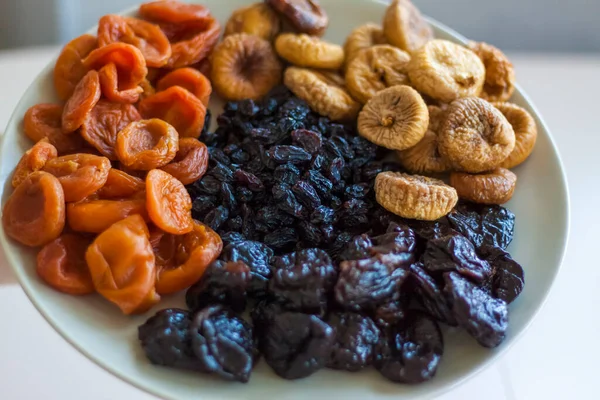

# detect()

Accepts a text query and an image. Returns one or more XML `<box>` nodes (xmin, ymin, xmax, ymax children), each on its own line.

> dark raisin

<box><xmin>267</xmin><ymin>145</ymin><xmax>312</xmax><ymax>164</ymax></box>
<box><xmin>220</xmin><ymin>182</ymin><xmax>237</xmax><ymax>211</ymax></box>
<box><xmin>327</xmin><ymin>157</ymin><xmax>344</xmax><ymax>183</ymax></box>
<box><xmin>410</xmin><ymin>263</ymin><xmax>457</xmax><ymax>326</ymax></box>
<box><xmin>234</xmin><ymin>170</ymin><xmax>265</xmax><ymax>191</ymax></box>
<box><xmin>235</xmin><ymin>186</ymin><xmax>254</xmax><ymax>202</ymax></box>
<box><xmin>292</xmin><ymin>180</ymin><xmax>321</xmax><ymax>208</ymax></box>
<box><xmin>305</xmin><ymin>170</ymin><xmax>333</xmax><ymax>200</ymax></box>
<box><xmin>291</xmin><ymin>129</ymin><xmax>322</xmax><ymax>153</ymax></box>
<box><xmin>310</xmin><ymin>153</ymin><xmax>326</xmax><ymax>170</ymax></box>
<box><xmin>273</xmin><ymin>163</ymin><xmax>301</xmax><ymax>185</ymax></box>
<box><xmin>209</xmin><ymin>162</ymin><xmax>235</xmax><ymax>182</ymax></box>
<box><xmin>310</xmin><ymin>205</ymin><xmax>336</xmax><ymax>225</ymax></box>
<box><xmin>203</xmin><ymin>206</ymin><xmax>229</xmax><ymax>231</ymax></box>
<box><xmin>238</xmin><ymin>99</ymin><xmax>259</xmax><ymax>116</ymax></box>
<box><xmin>221</xmin><ymin>241</ymin><xmax>274</xmax><ymax>299</ymax></box>
<box><xmin>479</xmin><ymin>246</ymin><xmax>525</xmax><ymax>304</ymax></box>
<box><xmin>191</xmin><ymin>195</ymin><xmax>217</xmax><ymax>220</ymax></box>
<box><xmin>220</xmin><ymin>232</ymin><xmax>245</xmax><ymax>246</ymax></box>
<box><xmin>193</xmin><ymin>175</ymin><xmax>220</xmax><ymax>195</ymax></box>
<box><xmin>200</xmin><ymin>109</ymin><xmax>212</xmax><ymax>137</ymax></box>
<box><xmin>344</xmin><ymin>183</ymin><xmax>369</xmax><ymax>199</ymax></box>
<box><xmin>327</xmin><ymin>313</ymin><xmax>381</xmax><ymax>372</ymax></box>
<box><xmin>297</xmin><ymin>220</ymin><xmax>323</xmax><ymax>246</ymax></box>
<box><xmin>263</xmin><ymin>227</ymin><xmax>298</xmax><ymax>252</ymax></box>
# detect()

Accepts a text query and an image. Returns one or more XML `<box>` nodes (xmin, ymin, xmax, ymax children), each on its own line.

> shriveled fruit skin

<box><xmin>357</xmin><ymin>85</ymin><xmax>428</xmax><ymax>150</ymax></box>
<box><xmin>284</xmin><ymin>67</ymin><xmax>360</xmax><ymax>122</ymax></box>
<box><xmin>160</xmin><ymin>138</ymin><xmax>209</xmax><ymax>185</ymax></box>
<box><xmin>98</xmin><ymin>63</ymin><xmax>143</xmax><ymax>103</ymax></box>
<box><xmin>53</xmin><ymin>34</ymin><xmax>98</xmax><ymax>101</ymax></box>
<box><xmin>23</xmin><ymin>104</ymin><xmax>63</xmax><ymax>143</ymax></box>
<box><xmin>345</xmin><ymin>45</ymin><xmax>411</xmax><ymax>104</ymax></box>
<box><xmin>266</xmin><ymin>0</ymin><xmax>329</xmax><ymax>36</ymax></box>
<box><xmin>61</xmin><ymin>70</ymin><xmax>102</xmax><ymax>134</ymax></box>
<box><xmin>450</xmin><ymin>168</ymin><xmax>517</xmax><ymax>205</ymax></box>
<box><xmin>383</xmin><ymin>0</ymin><xmax>433</xmax><ymax>53</ymax></box>
<box><xmin>469</xmin><ymin>42</ymin><xmax>515</xmax><ymax>102</ymax></box>
<box><xmin>12</xmin><ymin>140</ymin><xmax>58</xmax><ymax>188</ymax></box>
<box><xmin>275</xmin><ymin>33</ymin><xmax>344</xmax><ymax>70</ymax></box>
<box><xmin>211</xmin><ymin>33</ymin><xmax>282</xmax><ymax>101</ymax></box>
<box><xmin>408</xmin><ymin>40</ymin><xmax>485</xmax><ymax>103</ymax></box>
<box><xmin>493</xmin><ymin>102</ymin><xmax>538</xmax><ymax>169</ymax></box>
<box><xmin>343</xmin><ymin>23</ymin><xmax>387</xmax><ymax>69</ymax></box>
<box><xmin>439</xmin><ymin>97</ymin><xmax>515</xmax><ymax>173</ymax></box>
<box><xmin>115</xmin><ymin>119</ymin><xmax>179</xmax><ymax>170</ymax></box>
<box><xmin>375</xmin><ymin>172</ymin><xmax>458</xmax><ymax>221</ymax></box>
<box><xmin>224</xmin><ymin>2</ymin><xmax>281</xmax><ymax>41</ymax></box>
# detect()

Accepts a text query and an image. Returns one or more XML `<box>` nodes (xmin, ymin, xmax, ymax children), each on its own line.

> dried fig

<box><xmin>493</xmin><ymin>102</ymin><xmax>538</xmax><ymax>169</ymax></box>
<box><xmin>343</xmin><ymin>23</ymin><xmax>387</xmax><ymax>68</ymax></box>
<box><xmin>284</xmin><ymin>67</ymin><xmax>360</xmax><ymax>121</ymax></box>
<box><xmin>345</xmin><ymin>45</ymin><xmax>411</xmax><ymax>104</ymax></box>
<box><xmin>275</xmin><ymin>33</ymin><xmax>344</xmax><ymax>70</ymax></box>
<box><xmin>396</xmin><ymin>106</ymin><xmax>451</xmax><ymax>174</ymax></box>
<box><xmin>469</xmin><ymin>42</ymin><xmax>515</xmax><ymax>102</ymax></box>
<box><xmin>357</xmin><ymin>85</ymin><xmax>428</xmax><ymax>150</ymax></box>
<box><xmin>450</xmin><ymin>168</ymin><xmax>517</xmax><ymax>205</ymax></box>
<box><xmin>439</xmin><ymin>97</ymin><xmax>515</xmax><ymax>173</ymax></box>
<box><xmin>383</xmin><ymin>0</ymin><xmax>433</xmax><ymax>53</ymax></box>
<box><xmin>211</xmin><ymin>33</ymin><xmax>282</xmax><ymax>101</ymax></box>
<box><xmin>408</xmin><ymin>40</ymin><xmax>485</xmax><ymax>103</ymax></box>
<box><xmin>266</xmin><ymin>0</ymin><xmax>328</xmax><ymax>36</ymax></box>
<box><xmin>224</xmin><ymin>2</ymin><xmax>281</xmax><ymax>41</ymax></box>
<box><xmin>375</xmin><ymin>172</ymin><xmax>458</xmax><ymax>221</ymax></box>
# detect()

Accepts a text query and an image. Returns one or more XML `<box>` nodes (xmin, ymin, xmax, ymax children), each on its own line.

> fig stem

<box><xmin>381</xmin><ymin>115</ymin><xmax>394</xmax><ymax>127</ymax></box>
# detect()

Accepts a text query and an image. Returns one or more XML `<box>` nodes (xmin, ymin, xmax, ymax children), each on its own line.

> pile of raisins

<box><xmin>138</xmin><ymin>89</ymin><xmax>525</xmax><ymax>385</ymax></box>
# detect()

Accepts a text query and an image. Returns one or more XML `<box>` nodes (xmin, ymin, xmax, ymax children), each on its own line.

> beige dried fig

<box><xmin>343</xmin><ymin>23</ymin><xmax>387</xmax><ymax>67</ymax></box>
<box><xmin>267</xmin><ymin>0</ymin><xmax>328</xmax><ymax>36</ymax></box>
<box><xmin>211</xmin><ymin>33</ymin><xmax>283</xmax><ymax>101</ymax></box>
<box><xmin>375</xmin><ymin>172</ymin><xmax>458</xmax><ymax>221</ymax></box>
<box><xmin>493</xmin><ymin>102</ymin><xmax>538</xmax><ymax>169</ymax></box>
<box><xmin>469</xmin><ymin>41</ymin><xmax>515</xmax><ymax>102</ymax></box>
<box><xmin>284</xmin><ymin>67</ymin><xmax>360</xmax><ymax>121</ymax></box>
<box><xmin>275</xmin><ymin>33</ymin><xmax>344</xmax><ymax>70</ymax></box>
<box><xmin>408</xmin><ymin>40</ymin><xmax>485</xmax><ymax>103</ymax></box>
<box><xmin>224</xmin><ymin>3</ymin><xmax>281</xmax><ymax>41</ymax></box>
<box><xmin>396</xmin><ymin>106</ymin><xmax>450</xmax><ymax>174</ymax></box>
<box><xmin>438</xmin><ymin>97</ymin><xmax>515</xmax><ymax>173</ymax></box>
<box><xmin>450</xmin><ymin>168</ymin><xmax>517</xmax><ymax>205</ymax></box>
<box><xmin>345</xmin><ymin>45</ymin><xmax>411</xmax><ymax>104</ymax></box>
<box><xmin>357</xmin><ymin>85</ymin><xmax>428</xmax><ymax>150</ymax></box>
<box><xmin>383</xmin><ymin>0</ymin><xmax>433</xmax><ymax>53</ymax></box>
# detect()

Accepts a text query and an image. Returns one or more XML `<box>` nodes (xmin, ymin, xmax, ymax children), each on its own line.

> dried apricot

<box><xmin>54</xmin><ymin>34</ymin><xmax>98</xmax><ymax>101</ymax></box>
<box><xmin>267</xmin><ymin>0</ymin><xmax>329</xmax><ymax>36</ymax></box>
<box><xmin>2</xmin><ymin>171</ymin><xmax>65</xmax><ymax>247</ymax></box>
<box><xmin>343</xmin><ymin>23</ymin><xmax>387</xmax><ymax>68</ymax></box>
<box><xmin>493</xmin><ymin>102</ymin><xmax>538</xmax><ymax>169</ymax></box>
<box><xmin>12</xmin><ymin>140</ymin><xmax>58</xmax><ymax>188</ymax></box>
<box><xmin>211</xmin><ymin>33</ymin><xmax>282</xmax><ymax>101</ymax></box>
<box><xmin>139</xmin><ymin>1</ymin><xmax>211</xmax><ymax>23</ymax></box>
<box><xmin>115</xmin><ymin>119</ymin><xmax>179</xmax><ymax>170</ymax></box>
<box><xmin>139</xmin><ymin>78</ymin><xmax>157</xmax><ymax>101</ymax></box>
<box><xmin>67</xmin><ymin>197</ymin><xmax>148</xmax><ymax>233</ymax></box>
<box><xmin>154</xmin><ymin>220</ymin><xmax>222</xmax><ymax>294</ymax></box>
<box><xmin>23</xmin><ymin>104</ymin><xmax>63</xmax><ymax>143</ymax></box>
<box><xmin>43</xmin><ymin>153</ymin><xmax>111</xmax><ymax>202</ymax></box>
<box><xmin>383</xmin><ymin>0</ymin><xmax>433</xmax><ymax>53</ymax></box>
<box><xmin>83</xmin><ymin>43</ymin><xmax>148</xmax><ymax>93</ymax></box>
<box><xmin>36</xmin><ymin>234</ymin><xmax>94</xmax><ymax>295</ymax></box>
<box><xmin>138</xmin><ymin>86</ymin><xmax>206</xmax><ymax>138</ymax></box>
<box><xmin>156</xmin><ymin>67</ymin><xmax>212</xmax><ymax>106</ymax></box>
<box><xmin>284</xmin><ymin>67</ymin><xmax>360</xmax><ymax>121</ymax></box>
<box><xmin>61</xmin><ymin>70</ymin><xmax>101</xmax><ymax>134</ymax></box>
<box><xmin>224</xmin><ymin>2</ymin><xmax>281</xmax><ymax>41</ymax></box>
<box><xmin>97</xmin><ymin>168</ymin><xmax>145</xmax><ymax>199</ymax></box>
<box><xmin>450</xmin><ymin>168</ymin><xmax>517</xmax><ymax>205</ymax></box>
<box><xmin>146</xmin><ymin>169</ymin><xmax>193</xmax><ymax>235</ymax></box>
<box><xmin>160</xmin><ymin>138</ymin><xmax>208</xmax><ymax>185</ymax></box>
<box><xmin>98</xmin><ymin>63</ymin><xmax>143</xmax><ymax>103</ymax></box>
<box><xmin>164</xmin><ymin>17</ymin><xmax>221</xmax><ymax>69</ymax></box>
<box><xmin>469</xmin><ymin>42</ymin><xmax>516</xmax><ymax>103</ymax></box>
<box><xmin>438</xmin><ymin>97</ymin><xmax>515</xmax><ymax>173</ymax></box>
<box><xmin>80</xmin><ymin>100</ymin><xmax>142</xmax><ymax>160</ymax></box>
<box><xmin>275</xmin><ymin>33</ymin><xmax>344</xmax><ymax>70</ymax></box>
<box><xmin>85</xmin><ymin>214</ymin><xmax>159</xmax><ymax>315</ymax></box>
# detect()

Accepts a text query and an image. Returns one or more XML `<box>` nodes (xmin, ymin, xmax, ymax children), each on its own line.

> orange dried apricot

<box><xmin>43</xmin><ymin>153</ymin><xmax>111</xmax><ymax>202</ymax></box>
<box><xmin>23</xmin><ymin>104</ymin><xmax>63</xmax><ymax>143</ymax></box>
<box><xmin>80</xmin><ymin>100</ymin><xmax>142</xmax><ymax>159</ymax></box>
<box><xmin>115</xmin><ymin>119</ymin><xmax>179</xmax><ymax>170</ymax></box>
<box><xmin>62</xmin><ymin>70</ymin><xmax>102</xmax><ymax>133</ymax></box>
<box><xmin>138</xmin><ymin>86</ymin><xmax>206</xmax><ymax>138</ymax></box>
<box><xmin>98</xmin><ymin>63</ymin><xmax>143</xmax><ymax>103</ymax></box>
<box><xmin>156</xmin><ymin>67</ymin><xmax>212</xmax><ymax>106</ymax></box>
<box><xmin>67</xmin><ymin>197</ymin><xmax>148</xmax><ymax>233</ymax></box>
<box><xmin>83</xmin><ymin>43</ymin><xmax>148</xmax><ymax>94</ymax></box>
<box><xmin>12</xmin><ymin>140</ymin><xmax>58</xmax><ymax>188</ymax></box>
<box><xmin>139</xmin><ymin>78</ymin><xmax>157</xmax><ymax>101</ymax></box>
<box><xmin>139</xmin><ymin>1</ymin><xmax>211</xmax><ymax>24</ymax></box>
<box><xmin>36</xmin><ymin>234</ymin><xmax>94</xmax><ymax>295</ymax></box>
<box><xmin>54</xmin><ymin>34</ymin><xmax>98</xmax><ymax>101</ymax></box>
<box><xmin>164</xmin><ymin>17</ymin><xmax>221</xmax><ymax>69</ymax></box>
<box><xmin>154</xmin><ymin>220</ymin><xmax>222</xmax><ymax>295</ymax></box>
<box><xmin>2</xmin><ymin>171</ymin><xmax>65</xmax><ymax>247</ymax></box>
<box><xmin>85</xmin><ymin>214</ymin><xmax>159</xmax><ymax>315</ymax></box>
<box><xmin>146</xmin><ymin>169</ymin><xmax>193</xmax><ymax>235</ymax></box>
<box><xmin>160</xmin><ymin>138</ymin><xmax>208</xmax><ymax>185</ymax></box>
<box><xmin>97</xmin><ymin>168</ymin><xmax>145</xmax><ymax>199</ymax></box>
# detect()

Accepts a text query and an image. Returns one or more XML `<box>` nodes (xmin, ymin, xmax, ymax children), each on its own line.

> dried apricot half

<box><xmin>43</xmin><ymin>153</ymin><xmax>111</xmax><ymax>202</ymax></box>
<box><xmin>85</xmin><ymin>214</ymin><xmax>159</xmax><ymax>315</ymax></box>
<box><xmin>83</xmin><ymin>43</ymin><xmax>148</xmax><ymax>93</ymax></box>
<box><xmin>97</xmin><ymin>168</ymin><xmax>145</xmax><ymax>199</ymax></box>
<box><xmin>67</xmin><ymin>197</ymin><xmax>148</xmax><ymax>233</ymax></box>
<box><xmin>98</xmin><ymin>63</ymin><xmax>143</xmax><ymax>103</ymax></box>
<box><xmin>115</xmin><ymin>119</ymin><xmax>179</xmax><ymax>170</ymax></box>
<box><xmin>156</xmin><ymin>67</ymin><xmax>212</xmax><ymax>106</ymax></box>
<box><xmin>36</xmin><ymin>234</ymin><xmax>94</xmax><ymax>295</ymax></box>
<box><xmin>12</xmin><ymin>140</ymin><xmax>58</xmax><ymax>188</ymax></box>
<box><xmin>61</xmin><ymin>70</ymin><xmax>102</xmax><ymax>134</ymax></box>
<box><xmin>450</xmin><ymin>168</ymin><xmax>517</xmax><ymax>205</ymax></box>
<box><xmin>160</xmin><ymin>137</ymin><xmax>208</xmax><ymax>185</ymax></box>
<box><xmin>139</xmin><ymin>1</ymin><xmax>211</xmax><ymax>23</ymax></box>
<box><xmin>164</xmin><ymin>17</ymin><xmax>221</xmax><ymax>69</ymax></box>
<box><xmin>2</xmin><ymin>171</ymin><xmax>65</xmax><ymax>247</ymax></box>
<box><xmin>23</xmin><ymin>104</ymin><xmax>63</xmax><ymax>143</ymax></box>
<box><xmin>146</xmin><ymin>169</ymin><xmax>193</xmax><ymax>235</ymax></box>
<box><xmin>53</xmin><ymin>34</ymin><xmax>98</xmax><ymax>101</ymax></box>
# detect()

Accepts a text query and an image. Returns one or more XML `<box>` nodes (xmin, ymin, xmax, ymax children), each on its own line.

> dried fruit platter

<box><xmin>0</xmin><ymin>0</ymin><xmax>568</xmax><ymax>399</ymax></box>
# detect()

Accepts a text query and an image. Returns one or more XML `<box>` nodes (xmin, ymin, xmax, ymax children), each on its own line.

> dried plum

<box><xmin>372</xmin><ymin>295</ymin><xmax>409</xmax><ymax>329</ymax></box>
<box><xmin>221</xmin><ymin>241</ymin><xmax>274</xmax><ymax>298</ymax></box>
<box><xmin>479</xmin><ymin>245</ymin><xmax>525</xmax><ymax>304</ymax></box>
<box><xmin>410</xmin><ymin>263</ymin><xmax>457</xmax><ymax>326</ymax></box>
<box><xmin>327</xmin><ymin>313</ymin><xmax>381</xmax><ymax>371</ymax></box>
<box><xmin>447</xmin><ymin>203</ymin><xmax>515</xmax><ymax>250</ymax></box>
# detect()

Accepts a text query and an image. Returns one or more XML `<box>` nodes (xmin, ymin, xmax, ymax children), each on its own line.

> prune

<box><xmin>263</xmin><ymin>227</ymin><xmax>298</xmax><ymax>252</ymax></box>
<box><xmin>327</xmin><ymin>313</ymin><xmax>381</xmax><ymax>372</ymax></box>
<box><xmin>410</xmin><ymin>263</ymin><xmax>457</xmax><ymax>325</ymax></box>
<box><xmin>203</xmin><ymin>206</ymin><xmax>229</xmax><ymax>231</ymax></box>
<box><xmin>423</xmin><ymin>234</ymin><xmax>492</xmax><ymax>283</ymax></box>
<box><xmin>221</xmin><ymin>240</ymin><xmax>274</xmax><ymax>298</ymax></box>
<box><xmin>374</xmin><ymin>312</ymin><xmax>443</xmax><ymax>383</ymax></box>
<box><xmin>267</xmin><ymin>145</ymin><xmax>312</xmax><ymax>164</ymax></box>
<box><xmin>186</xmin><ymin>260</ymin><xmax>251</xmax><ymax>313</ymax></box>
<box><xmin>234</xmin><ymin>170</ymin><xmax>265</xmax><ymax>191</ymax></box>
<box><xmin>405</xmin><ymin>218</ymin><xmax>454</xmax><ymax>241</ymax></box>
<box><xmin>270</xmin><ymin>249</ymin><xmax>337</xmax><ymax>315</ymax></box>
<box><xmin>292</xmin><ymin>180</ymin><xmax>321</xmax><ymax>208</ymax></box>
<box><xmin>138</xmin><ymin>309</ymin><xmax>204</xmax><ymax>371</ymax></box>
<box><xmin>444</xmin><ymin>272</ymin><xmax>508</xmax><ymax>348</ymax></box>
<box><xmin>339</xmin><ymin>234</ymin><xmax>373</xmax><ymax>261</ymax></box>
<box><xmin>447</xmin><ymin>203</ymin><xmax>515</xmax><ymax>250</ymax></box>
<box><xmin>191</xmin><ymin>306</ymin><xmax>255</xmax><ymax>383</ymax></box>
<box><xmin>260</xmin><ymin>311</ymin><xmax>335</xmax><ymax>380</ymax></box>
<box><xmin>479</xmin><ymin>245</ymin><xmax>525</xmax><ymax>304</ymax></box>
<box><xmin>373</xmin><ymin>295</ymin><xmax>409</xmax><ymax>329</ymax></box>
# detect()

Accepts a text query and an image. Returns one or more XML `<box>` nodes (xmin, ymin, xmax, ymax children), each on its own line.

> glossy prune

<box><xmin>479</xmin><ymin>245</ymin><xmax>525</xmax><ymax>304</ymax></box>
<box><xmin>410</xmin><ymin>263</ymin><xmax>457</xmax><ymax>326</ymax></box>
<box><xmin>221</xmin><ymin>240</ymin><xmax>274</xmax><ymax>298</ymax></box>
<box><xmin>447</xmin><ymin>203</ymin><xmax>515</xmax><ymax>250</ymax></box>
<box><xmin>327</xmin><ymin>313</ymin><xmax>381</xmax><ymax>372</ymax></box>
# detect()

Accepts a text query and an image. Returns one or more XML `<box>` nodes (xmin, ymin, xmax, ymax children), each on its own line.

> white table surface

<box><xmin>0</xmin><ymin>47</ymin><xmax>598</xmax><ymax>400</ymax></box>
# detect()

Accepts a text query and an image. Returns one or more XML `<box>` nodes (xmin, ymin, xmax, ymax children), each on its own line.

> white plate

<box><xmin>0</xmin><ymin>0</ymin><xmax>569</xmax><ymax>399</ymax></box>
